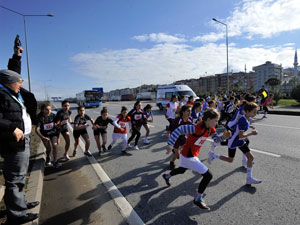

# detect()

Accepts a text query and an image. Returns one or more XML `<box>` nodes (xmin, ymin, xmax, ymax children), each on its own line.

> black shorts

<box><xmin>263</xmin><ymin>106</ymin><xmax>269</xmax><ymax>113</ymax></box>
<box><xmin>93</xmin><ymin>129</ymin><xmax>107</xmax><ymax>136</ymax></box>
<box><xmin>41</xmin><ymin>131</ymin><xmax>59</xmax><ymax>138</ymax></box>
<box><xmin>228</xmin><ymin>141</ymin><xmax>250</xmax><ymax>158</ymax></box>
<box><xmin>73</xmin><ymin>129</ymin><xmax>88</xmax><ymax>139</ymax></box>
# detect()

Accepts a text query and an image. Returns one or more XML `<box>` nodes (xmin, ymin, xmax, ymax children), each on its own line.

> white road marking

<box><xmin>207</xmin><ymin>139</ymin><xmax>281</xmax><ymax>158</ymax></box>
<box><xmin>67</xmin><ymin>123</ymin><xmax>145</xmax><ymax>225</ymax></box>
<box><xmin>254</xmin><ymin>123</ymin><xmax>300</xmax><ymax>130</ymax></box>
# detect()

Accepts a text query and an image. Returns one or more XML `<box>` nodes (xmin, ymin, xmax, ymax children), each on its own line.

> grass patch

<box><xmin>277</xmin><ymin>99</ymin><xmax>300</xmax><ymax>106</ymax></box>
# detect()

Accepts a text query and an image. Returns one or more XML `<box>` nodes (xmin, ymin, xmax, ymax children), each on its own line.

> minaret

<box><xmin>294</xmin><ymin>49</ymin><xmax>298</xmax><ymax>77</ymax></box>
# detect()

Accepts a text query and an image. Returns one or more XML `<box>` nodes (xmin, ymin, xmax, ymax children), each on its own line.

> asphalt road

<box><xmin>52</xmin><ymin>101</ymin><xmax>300</xmax><ymax>225</ymax></box>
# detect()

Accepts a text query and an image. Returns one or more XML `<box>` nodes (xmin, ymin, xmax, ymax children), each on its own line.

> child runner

<box><xmin>162</xmin><ymin>108</ymin><xmax>231</xmax><ymax>210</ymax></box>
<box><xmin>54</xmin><ymin>100</ymin><xmax>72</xmax><ymax>160</ymax></box>
<box><xmin>167</xmin><ymin>105</ymin><xmax>193</xmax><ymax>169</ymax></box>
<box><xmin>191</xmin><ymin>102</ymin><xmax>202</xmax><ymax>124</ymax></box>
<box><xmin>186</xmin><ymin>96</ymin><xmax>194</xmax><ymax>106</ymax></box>
<box><xmin>164</xmin><ymin>95</ymin><xmax>179</xmax><ymax>136</ymax></box>
<box><xmin>142</xmin><ymin>104</ymin><xmax>153</xmax><ymax>145</ymax></box>
<box><xmin>72</xmin><ymin>106</ymin><xmax>94</xmax><ymax>157</ymax></box>
<box><xmin>108</xmin><ymin>106</ymin><xmax>131</xmax><ymax>153</ymax></box>
<box><xmin>127</xmin><ymin>100</ymin><xmax>147</xmax><ymax>150</ymax></box>
<box><xmin>262</xmin><ymin>93</ymin><xmax>273</xmax><ymax>118</ymax></box>
<box><xmin>93</xmin><ymin>107</ymin><xmax>114</xmax><ymax>156</ymax></box>
<box><xmin>207</xmin><ymin>102</ymin><xmax>261</xmax><ymax>186</ymax></box>
<box><xmin>36</xmin><ymin>103</ymin><xmax>61</xmax><ymax>168</ymax></box>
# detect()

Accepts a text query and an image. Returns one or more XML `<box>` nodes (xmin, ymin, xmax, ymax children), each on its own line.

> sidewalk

<box><xmin>37</xmin><ymin>136</ymin><xmax>128</xmax><ymax>225</ymax></box>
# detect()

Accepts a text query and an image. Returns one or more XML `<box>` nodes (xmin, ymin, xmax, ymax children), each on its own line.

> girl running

<box><xmin>127</xmin><ymin>101</ymin><xmax>147</xmax><ymax>150</ymax></box>
<box><xmin>207</xmin><ymin>102</ymin><xmax>261</xmax><ymax>186</ymax></box>
<box><xmin>167</xmin><ymin>105</ymin><xmax>193</xmax><ymax>169</ymax></box>
<box><xmin>73</xmin><ymin>106</ymin><xmax>94</xmax><ymax>157</ymax></box>
<box><xmin>191</xmin><ymin>102</ymin><xmax>202</xmax><ymax>124</ymax></box>
<box><xmin>142</xmin><ymin>104</ymin><xmax>153</xmax><ymax>145</ymax></box>
<box><xmin>262</xmin><ymin>93</ymin><xmax>273</xmax><ymax>118</ymax></box>
<box><xmin>162</xmin><ymin>108</ymin><xmax>231</xmax><ymax>210</ymax></box>
<box><xmin>164</xmin><ymin>95</ymin><xmax>179</xmax><ymax>136</ymax></box>
<box><xmin>93</xmin><ymin>107</ymin><xmax>114</xmax><ymax>156</ymax></box>
<box><xmin>54</xmin><ymin>100</ymin><xmax>72</xmax><ymax>160</ymax></box>
<box><xmin>36</xmin><ymin>103</ymin><xmax>61</xmax><ymax>168</ymax></box>
<box><xmin>107</xmin><ymin>106</ymin><xmax>131</xmax><ymax>153</ymax></box>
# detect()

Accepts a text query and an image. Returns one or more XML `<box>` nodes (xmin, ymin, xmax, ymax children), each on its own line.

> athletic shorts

<box><xmin>93</xmin><ymin>129</ymin><xmax>107</xmax><ymax>136</ymax></box>
<box><xmin>41</xmin><ymin>131</ymin><xmax>59</xmax><ymax>138</ymax></box>
<box><xmin>179</xmin><ymin>154</ymin><xmax>208</xmax><ymax>175</ymax></box>
<box><xmin>228</xmin><ymin>142</ymin><xmax>250</xmax><ymax>158</ymax></box>
<box><xmin>73</xmin><ymin>129</ymin><xmax>88</xmax><ymax>139</ymax></box>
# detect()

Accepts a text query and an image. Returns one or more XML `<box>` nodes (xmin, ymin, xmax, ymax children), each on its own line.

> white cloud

<box><xmin>71</xmin><ymin>42</ymin><xmax>296</xmax><ymax>91</ymax></box>
<box><xmin>192</xmin><ymin>32</ymin><xmax>224</xmax><ymax>43</ymax></box>
<box><xmin>132</xmin><ymin>33</ymin><xmax>186</xmax><ymax>43</ymax></box>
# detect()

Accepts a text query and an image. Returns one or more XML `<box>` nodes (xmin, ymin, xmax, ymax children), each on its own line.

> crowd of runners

<box><xmin>36</xmin><ymin>89</ymin><xmax>273</xmax><ymax>210</ymax></box>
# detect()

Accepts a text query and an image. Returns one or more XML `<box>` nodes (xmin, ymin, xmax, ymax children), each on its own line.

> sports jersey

<box><xmin>191</xmin><ymin>110</ymin><xmax>202</xmax><ymax>122</ymax></box>
<box><xmin>143</xmin><ymin>110</ymin><xmax>152</xmax><ymax>119</ymax></box>
<box><xmin>228</xmin><ymin>115</ymin><xmax>250</xmax><ymax>149</ymax></box>
<box><xmin>113</xmin><ymin>114</ymin><xmax>131</xmax><ymax>134</ymax></box>
<box><xmin>54</xmin><ymin>109</ymin><xmax>72</xmax><ymax>131</ymax></box>
<box><xmin>227</xmin><ymin>105</ymin><xmax>244</xmax><ymax>129</ymax></box>
<box><xmin>73</xmin><ymin>114</ymin><xmax>92</xmax><ymax>129</ymax></box>
<box><xmin>128</xmin><ymin>109</ymin><xmax>147</xmax><ymax>127</ymax></box>
<box><xmin>168</xmin><ymin>121</ymin><xmax>224</xmax><ymax>158</ymax></box>
<box><xmin>37</xmin><ymin>112</ymin><xmax>57</xmax><ymax>136</ymax></box>
<box><xmin>94</xmin><ymin>116</ymin><xmax>113</xmax><ymax>131</ymax></box>
<box><xmin>263</xmin><ymin>97</ymin><xmax>272</xmax><ymax>107</ymax></box>
<box><xmin>170</xmin><ymin>116</ymin><xmax>193</xmax><ymax>147</ymax></box>
<box><xmin>166</xmin><ymin>102</ymin><xmax>179</xmax><ymax>119</ymax></box>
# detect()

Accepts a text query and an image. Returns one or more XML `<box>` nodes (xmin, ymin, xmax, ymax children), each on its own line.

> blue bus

<box><xmin>76</xmin><ymin>90</ymin><xmax>102</xmax><ymax>108</ymax></box>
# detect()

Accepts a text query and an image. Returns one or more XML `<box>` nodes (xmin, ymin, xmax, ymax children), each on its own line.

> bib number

<box><xmin>194</xmin><ymin>137</ymin><xmax>206</xmax><ymax>146</ymax></box>
<box><xmin>44</xmin><ymin>122</ymin><xmax>54</xmax><ymax>131</ymax></box>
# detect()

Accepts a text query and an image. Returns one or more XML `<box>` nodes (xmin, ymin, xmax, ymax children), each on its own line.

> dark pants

<box><xmin>128</xmin><ymin>126</ymin><xmax>141</xmax><ymax>146</ymax></box>
<box><xmin>3</xmin><ymin>135</ymin><xmax>30</xmax><ymax>219</ymax></box>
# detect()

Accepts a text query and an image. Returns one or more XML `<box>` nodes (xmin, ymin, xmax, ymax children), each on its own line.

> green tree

<box><xmin>265</xmin><ymin>77</ymin><xmax>281</xmax><ymax>92</ymax></box>
<box><xmin>291</xmin><ymin>84</ymin><xmax>300</xmax><ymax>103</ymax></box>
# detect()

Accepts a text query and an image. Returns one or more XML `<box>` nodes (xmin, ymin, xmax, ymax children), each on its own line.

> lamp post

<box><xmin>0</xmin><ymin>6</ymin><xmax>54</xmax><ymax>92</ymax></box>
<box><xmin>212</xmin><ymin>18</ymin><xmax>229</xmax><ymax>93</ymax></box>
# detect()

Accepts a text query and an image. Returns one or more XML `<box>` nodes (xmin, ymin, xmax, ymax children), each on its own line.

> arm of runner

<box><xmin>239</xmin><ymin>130</ymin><xmax>258</xmax><ymax>139</ymax></box>
<box><xmin>35</xmin><ymin>126</ymin><xmax>49</xmax><ymax>141</ymax></box>
<box><xmin>112</xmin><ymin>117</ymin><xmax>121</xmax><ymax>129</ymax></box>
<box><xmin>167</xmin><ymin>124</ymin><xmax>195</xmax><ymax>146</ymax></box>
<box><xmin>211</xmin><ymin>130</ymin><xmax>231</xmax><ymax>143</ymax></box>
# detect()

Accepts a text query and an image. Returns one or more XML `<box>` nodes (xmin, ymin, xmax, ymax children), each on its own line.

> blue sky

<box><xmin>1</xmin><ymin>0</ymin><xmax>300</xmax><ymax>100</ymax></box>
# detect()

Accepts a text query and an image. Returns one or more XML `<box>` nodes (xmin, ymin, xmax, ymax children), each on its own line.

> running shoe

<box><xmin>64</xmin><ymin>153</ymin><xmax>70</xmax><ymax>161</ymax></box>
<box><xmin>72</xmin><ymin>150</ymin><xmax>77</xmax><ymax>157</ymax></box>
<box><xmin>133</xmin><ymin>145</ymin><xmax>139</xmax><ymax>150</ymax></box>
<box><xmin>144</xmin><ymin>137</ymin><xmax>150</xmax><ymax>145</ymax></box>
<box><xmin>102</xmin><ymin>145</ymin><xmax>107</xmax><ymax>152</ymax></box>
<box><xmin>53</xmin><ymin>161</ymin><xmax>62</xmax><ymax>169</ymax></box>
<box><xmin>98</xmin><ymin>150</ymin><xmax>101</xmax><ymax>156</ymax></box>
<box><xmin>207</xmin><ymin>151</ymin><xmax>215</xmax><ymax>165</ymax></box>
<box><xmin>263</xmin><ymin>115</ymin><xmax>267</xmax><ymax>118</ymax></box>
<box><xmin>84</xmin><ymin>151</ymin><xmax>93</xmax><ymax>157</ymax></box>
<box><xmin>193</xmin><ymin>199</ymin><xmax>210</xmax><ymax>210</ymax></box>
<box><xmin>45</xmin><ymin>157</ymin><xmax>52</xmax><ymax>166</ymax></box>
<box><xmin>127</xmin><ymin>143</ymin><xmax>133</xmax><ymax>149</ymax></box>
<box><xmin>162</xmin><ymin>174</ymin><xmax>171</xmax><ymax>186</ymax></box>
<box><xmin>246</xmin><ymin>177</ymin><xmax>262</xmax><ymax>185</ymax></box>
<box><xmin>107</xmin><ymin>145</ymin><xmax>112</xmax><ymax>151</ymax></box>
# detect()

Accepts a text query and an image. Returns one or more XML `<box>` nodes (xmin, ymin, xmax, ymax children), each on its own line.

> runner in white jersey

<box><xmin>164</xmin><ymin>95</ymin><xmax>179</xmax><ymax>136</ymax></box>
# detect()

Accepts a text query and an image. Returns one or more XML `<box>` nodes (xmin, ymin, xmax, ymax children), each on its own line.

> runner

<box><xmin>186</xmin><ymin>96</ymin><xmax>194</xmax><ymax>106</ymax></box>
<box><xmin>207</xmin><ymin>102</ymin><xmax>262</xmax><ymax>186</ymax></box>
<box><xmin>93</xmin><ymin>107</ymin><xmax>114</xmax><ymax>156</ymax></box>
<box><xmin>54</xmin><ymin>100</ymin><xmax>72</xmax><ymax>160</ymax></box>
<box><xmin>191</xmin><ymin>102</ymin><xmax>202</xmax><ymax>124</ymax></box>
<box><xmin>262</xmin><ymin>93</ymin><xmax>273</xmax><ymax>118</ymax></box>
<box><xmin>142</xmin><ymin>104</ymin><xmax>153</xmax><ymax>145</ymax></box>
<box><xmin>107</xmin><ymin>106</ymin><xmax>131</xmax><ymax>153</ymax></box>
<box><xmin>167</xmin><ymin>105</ymin><xmax>193</xmax><ymax>169</ymax></box>
<box><xmin>162</xmin><ymin>108</ymin><xmax>231</xmax><ymax>210</ymax></box>
<box><xmin>72</xmin><ymin>106</ymin><xmax>94</xmax><ymax>157</ymax></box>
<box><xmin>36</xmin><ymin>103</ymin><xmax>61</xmax><ymax>168</ymax></box>
<box><xmin>164</xmin><ymin>95</ymin><xmax>179</xmax><ymax>137</ymax></box>
<box><xmin>127</xmin><ymin>100</ymin><xmax>147</xmax><ymax>150</ymax></box>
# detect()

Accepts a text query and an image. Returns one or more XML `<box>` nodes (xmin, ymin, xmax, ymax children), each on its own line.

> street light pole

<box><xmin>212</xmin><ymin>18</ymin><xmax>229</xmax><ymax>93</ymax></box>
<box><xmin>0</xmin><ymin>5</ymin><xmax>54</xmax><ymax>92</ymax></box>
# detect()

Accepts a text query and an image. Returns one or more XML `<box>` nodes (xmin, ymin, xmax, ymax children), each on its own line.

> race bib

<box><xmin>119</xmin><ymin>122</ymin><xmax>126</xmax><ymax>128</ymax></box>
<box><xmin>134</xmin><ymin>114</ymin><xmax>142</xmax><ymax>120</ymax></box>
<box><xmin>44</xmin><ymin>122</ymin><xmax>54</xmax><ymax>131</ymax></box>
<box><xmin>194</xmin><ymin>137</ymin><xmax>207</xmax><ymax>146</ymax></box>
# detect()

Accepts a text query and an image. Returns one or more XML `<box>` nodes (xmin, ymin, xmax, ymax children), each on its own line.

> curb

<box><xmin>269</xmin><ymin>110</ymin><xmax>300</xmax><ymax>116</ymax></box>
<box><xmin>25</xmin><ymin>141</ymin><xmax>45</xmax><ymax>225</ymax></box>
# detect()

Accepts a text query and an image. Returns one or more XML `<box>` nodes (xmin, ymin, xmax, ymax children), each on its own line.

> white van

<box><xmin>156</xmin><ymin>84</ymin><xmax>198</xmax><ymax>110</ymax></box>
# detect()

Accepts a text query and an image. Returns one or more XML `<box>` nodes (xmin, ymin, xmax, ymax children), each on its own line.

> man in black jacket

<box><xmin>0</xmin><ymin>45</ymin><xmax>39</xmax><ymax>224</ymax></box>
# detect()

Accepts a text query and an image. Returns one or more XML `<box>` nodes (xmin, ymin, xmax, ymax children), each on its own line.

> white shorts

<box><xmin>179</xmin><ymin>154</ymin><xmax>208</xmax><ymax>174</ymax></box>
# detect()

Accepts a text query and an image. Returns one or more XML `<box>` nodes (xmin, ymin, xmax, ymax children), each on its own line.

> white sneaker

<box><xmin>127</xmin><ymin>143</ymin><xmax>133</xmax><ymax>149</ymax></box>
<box><xmin>64</xmin><ymin>153</ymin><xmax>70</xmax><ymax>161</ymax></box>
<box><xmin>246</xmin><ymin>177</ymin><xmax>262</xmax><ymax>185</ymax></box>
<box><xmin>211</xmin><ymin>142</ymin><xmax>218</xmax><ymax>152</ymax></box>
<box><xmin>207</xmin><ymin>151</ymin><xmax>215</xmax><ymax>165</ymax></box>
<box><xmin>133</xmin><ymin>145</ymin><xmax>139</xmax><ymax>150</ymax></box>
<box><xmin>144</xmin><ymin>138</ymin><xmax>150</xmax><ymax>144</ymax></box>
